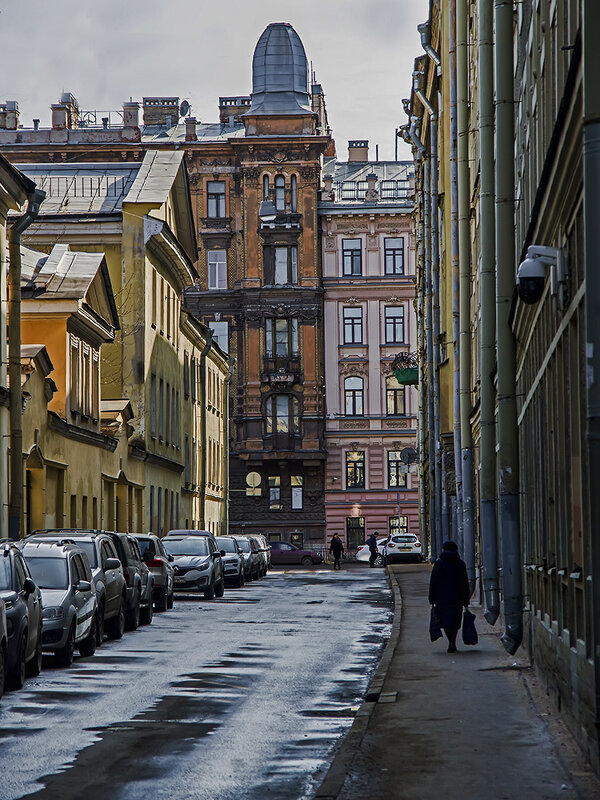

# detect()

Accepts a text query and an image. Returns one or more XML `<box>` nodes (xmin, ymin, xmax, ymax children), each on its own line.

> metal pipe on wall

<box><xmin>478</xmin><ymin>0</ymin><xmax>500</xmax><ymax>624</ymax></box>
<box><xmin>495</xmin><ymin>0</ymin><xmax>523</xmax><ymax>655</ymax></box>
<box><xmin>423</xmin><ymin>151</ymin><xmax>436</xmax><ymax>559</ymax></box>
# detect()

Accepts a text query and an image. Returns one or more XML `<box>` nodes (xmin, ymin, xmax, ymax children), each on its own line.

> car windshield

<box><xmin>216</xmin><ymin>538</ymin><xmax>237</xmax><ymax>553</ymax></box>
<box><xmin>72</xmin><ymin>541</ymin><xmax>97</xmax><ymax>568</ymax></box>
<box><xmin>0</xmin><ymin>557</ymin><xmax>12</xmax><ymax>590</ymax></box>
<box><xmin>235</xmin><ymin>540</ymin><xmax>251</xmax><ymax>553</ymax></box>
<box><xmin>164</xmin><ymin>539</ymin><xmax>209</xmax><ymax>557</ymax></box>
<box><xmin>25</xmin><ymin>557</ymin><xmax>68</xmax><ymax>589</ymax></box>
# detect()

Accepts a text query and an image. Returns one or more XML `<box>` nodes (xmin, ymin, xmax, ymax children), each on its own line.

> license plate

<box><xmin>174</xmin><ymin>577</ymin><xmax>186</xmax><ymax>584</ymax></box>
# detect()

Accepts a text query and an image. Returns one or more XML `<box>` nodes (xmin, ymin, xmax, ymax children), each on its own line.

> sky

<box><xmin>1</xmin><ymin>0</ymin><xmax>426</xmax><ymax>161</ymax></box>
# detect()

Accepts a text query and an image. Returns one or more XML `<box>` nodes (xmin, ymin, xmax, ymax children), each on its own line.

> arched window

<box><xmin>275</xmin><ymin>175</ymin><xmax>286</xmax><ymax>211</ymax></box>
<box><xmin>263</xmin><ymin>174</ymin><xmax>269</xmax><ymax>201</ymax></box>
<box><xmin>344</xmin><ymin>376</ymin><xmax>364</xmax><ymax>416</ymax></box>
<box><xmin>265</xmin><ymin>395</ymin><xmax>301</xmax><ymax>435</ymax></box>
<box><xmin>291</xmin><ymin>174</ymin><xmax>297</xmax><ymax>212</ymax></box>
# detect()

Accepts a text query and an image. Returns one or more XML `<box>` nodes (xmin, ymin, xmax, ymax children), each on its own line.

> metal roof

<box><xmin>124</xmin><ymin>150</ymin><xmax>184</xmax><ymax>205</ymax></box>
<box><xmin>323</xmin><ymin>158</ymin><xmax>414</xmax><ymax>183</ymax></box>
<box><xmin>141</xmin><ymin>121</ymin><xmax>245</xmax><ymax>143</ymax></box>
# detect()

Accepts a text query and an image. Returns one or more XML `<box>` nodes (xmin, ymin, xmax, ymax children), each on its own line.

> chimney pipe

<box><xmin>185</xmin><ymin>116</ymin><xmax>198</xmax><ymax>141</ymax></box>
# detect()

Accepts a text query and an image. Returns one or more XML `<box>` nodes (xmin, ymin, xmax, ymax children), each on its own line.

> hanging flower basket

<box><xmin>392</xmin><ymin>352</ymin><xmax>419</xmax><ymax>385</ymax></box>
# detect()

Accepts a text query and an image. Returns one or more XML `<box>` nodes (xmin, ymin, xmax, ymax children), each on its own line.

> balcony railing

<box><xmin>263</xmin><ymin>432</ymin><xmax>302</xmax><ymax>452</ymax></box>
<box><xmin>261</xmin><ymin>354</ymin><xmax>302</xmax><ymax>384</ymax></box>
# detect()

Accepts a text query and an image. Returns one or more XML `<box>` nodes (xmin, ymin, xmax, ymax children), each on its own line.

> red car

<box><xmin>269</xmin><ymin>542</ymin><xmax>323</xmax><ymax>566</ymax></box>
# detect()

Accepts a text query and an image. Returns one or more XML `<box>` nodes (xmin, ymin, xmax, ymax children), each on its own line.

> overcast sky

<box><xmin>1</xmin><ymin>0</ymin><xmax>426</xmax><ymax>161</ymax></box>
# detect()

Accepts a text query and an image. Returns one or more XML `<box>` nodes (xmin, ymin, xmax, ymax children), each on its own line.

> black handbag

<box><xmin>462</xmin><ymin>608</ymin><xmax>478</xmax><ymax>646</ymax></box>
<box><xmin>429</xmin><ymin>606</ymin><xmax>443</xmax><ymax>642</ymax></box>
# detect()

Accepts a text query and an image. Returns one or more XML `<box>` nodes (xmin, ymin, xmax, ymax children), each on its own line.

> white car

<box><xmin>356</xmin><ymin>534</ymin><xmax>423</xmax><ymax>565</ymax></box>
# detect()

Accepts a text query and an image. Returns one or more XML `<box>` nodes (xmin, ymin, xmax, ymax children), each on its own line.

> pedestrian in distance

<box><xmin>428</xmin><ymin>540</ymin><xmax>471</xmax><ymax>653</ymax></box>
<box><xmin>367</xmin><ymin>531</ymin><xmax>379</xmax><ymax>568</ymax></box>
<box><xmin>329</xmin><ymin>534</ymin><xmax>344</xmax><ymax>570</ymax></box>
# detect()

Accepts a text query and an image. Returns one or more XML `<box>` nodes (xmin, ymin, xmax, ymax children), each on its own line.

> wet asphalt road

<box><xmin>0</xmin><ymin>566</ymin><xmax>391</xmax><ymax>800</ymax></box>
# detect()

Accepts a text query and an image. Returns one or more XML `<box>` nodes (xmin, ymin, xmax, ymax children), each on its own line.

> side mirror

<box><xmin>23</xmin><ymin>577</ymin><xmax>36</xmax><ymax>595</ymax></box>
<box><xmin>167</xmin><ymin>554</ymin><xmax>174</xmax><ymax>562</ymax></box>
<box><xmin>76</xmin><ymin>580</ymin><xmax>92</xmax><ymax>593</ymax></box>
<box><xmin>104</xmin><ymin>558</ymin><xmax>121</xmax><ymax>570</ymax></box>
<box><xmin>220</xmin><ymin>550</ymin><xmax>226</xmax><ymax>557</ymax></box>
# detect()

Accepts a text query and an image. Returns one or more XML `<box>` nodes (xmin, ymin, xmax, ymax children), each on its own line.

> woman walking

<box><xmin>428</xmin><ymin>540</ymin><xmax>471</xmax><ymax>652</ymax></box>
<box><xmin>329</xmin><ymin>534</ymin><xmax>344</xmax><ymax>570</ymax></box>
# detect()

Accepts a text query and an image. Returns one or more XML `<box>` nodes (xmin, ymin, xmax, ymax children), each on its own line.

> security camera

<box><xmin>516</xmin><ymin>245</ymin><xmax>563</xmax><ymax>305</ymax></box>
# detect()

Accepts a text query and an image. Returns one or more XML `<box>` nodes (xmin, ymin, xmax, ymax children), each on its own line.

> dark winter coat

<box><xmin>428</xmin><ymin>550</ymin><xmax>471</xmax><ymax>630</ymax></box>
<box><xmin>367</xmin><ymin>534</ymin><xmax>378</xmax><ymax>554</ymax></box>
<box><xmin>329</xmin><ymin>537</ymin><xmax>344</xmax><ymax>558</ymax></box>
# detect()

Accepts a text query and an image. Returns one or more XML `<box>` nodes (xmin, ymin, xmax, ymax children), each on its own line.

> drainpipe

<box><xmin>223</xmin><ymin>357</ymin><xmax>235</xmax><ymax>535</ymax></box>
<box><xmin>457</xmin><ymin>0</ymin><xmax>475</xmax><ymax>593</ymax></box>
<box><xmin>414</xmin><ymin>75</ymin><xmax>442</xmax><ymax>560</ymax></box>
<box><xmin>450</xmin><ymin>0</ymin><xmax>463</xmax><ymax>550</ymax></box>
<box><xmin>422</xmin><ymin>144</ymin><xmax>436</xmax><ymax>560</ymax></box>
<box><xmin>418</xmin><ymin>22</ymin><xmax>442</xmax><ymax>70</ymax></box>
<box><xmin>495</xmin><ymin>0</ymin><xmax>522</xmax><ymax>654</ymax></box>
<box><xmin>479</xmin><ymin>0</ymin><xmax>500</xmax><ymax>624</ymax></box>
<box><xmin>7</xmin><ymin>188</ymin><xmax>45</xmax><ymax>541</ymax></box>
<box><xmin>582</xmin><ymin>0</ymin><xmax>600</xmax><ymax>755</ymax></box>
<box><xmin>199</xmin><ymin>329</ymin><xmax>214</xmax><ymax>531</ymax></box>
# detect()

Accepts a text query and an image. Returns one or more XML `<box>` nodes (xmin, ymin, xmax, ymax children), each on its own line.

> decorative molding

<box><xmin>325</xmin><ymin>236</ymin><xmax>336</xmax><ymax>250</ymax></box>
<box><xmin>339</xmin><ymin>362</ymin><xmax>368</xmax><ymax>377</ymax></box>
<box><xmin>342</xmin><ymin>421</ymin><xmax>369</xmax><ymax>429</ymax></box>
<box><xmin>346</xmin><ymin>297</ymin><xmax>361</xmax><ymax>305</ymax></box>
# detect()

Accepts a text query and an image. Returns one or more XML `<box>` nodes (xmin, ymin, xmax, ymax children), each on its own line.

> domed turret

<box><xmin>246</xmin><ymin>23</ymin><xmax>312</xmax><ymax>116</ymax></box>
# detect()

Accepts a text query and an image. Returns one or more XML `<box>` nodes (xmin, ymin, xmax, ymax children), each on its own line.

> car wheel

<box><xmin>125</xmin><ymin>593</ymin><xmax>140</xmax><ymax>631</ymax></box>
<box><xmin>96</xmin><ymin>603</ymin><xmax>105</xmax><ymax>646</ymax></box>
<box><xmin>204</xmin><ymin>579</ymin><xmax>215</xmax><ymax>601</ymax></box>
<box><xmin>374</xmin><ymin>554</ymin><xmax>384</xmax><ymax>567</ymax></box>
<box><xmin>106</xmin><ymin>598</ymin><xmax>125</xmax><ymax>640</ymax></box>
<box><xmin>0</xmin><ymin>645</ymin><xmax>5</xmax><ymax>698</ymax></box>
<box><xmin>215</xmin><ymin>578</ymin><xmax>225</xmax><ymax>598</ymax></box>
<box><xmin>7</xmin><ymin>629</ymin><xmax>27</xmax><ymax>690</ymax></box>
<box><xmin>140</xmin><ymin>597</ymin><xmax>153</xmax><ymax>625</ymax></box>
<box><xmin>167</xmin><ymin>590</ymin><xmax>174</xmax><ymax>609</ymax></box>
<box><xmin>301</xmin><ymin>556</ymin><xmax>313</xmax><ymax>567</ymax></box>
<box><xmin>55</xmin><ymin>624</ymin><xmax>75</xmax><ymax>668</ymax></box>
<box><xmin>26</xmin><ymin>624</ymin><xmax>43</xmax><ymax>678</ymax></box>
<box><xmin>79</xmin><ymin>616</ymin><xmax>97</xmax><ymax>658</ymax></box>
<box><xmin>155</xmin><ymin>588</ymin><xmax>168</xmax><ymax>613</ymax></box>
<box><xmin>236</xmin><ymin>570</ymin><xmax>245</xmax><ymax>588</ymax></box>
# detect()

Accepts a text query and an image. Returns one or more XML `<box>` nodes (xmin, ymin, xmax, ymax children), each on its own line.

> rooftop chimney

<box><xmin>60</xmin><ymin>92</ymin><xmax>79</xmax><ymax>128</ymax></box>
<box><xmin>365</xmin><ymin>172</ymin><xmax>379</xmax><ymax>202</ymax></box>
<box><xmin>320</xmin><ymin>174</ymin><xmax>335</xmax><ymax>201</ymax></box>
<box><xmin>142</xmin><ymin>97</ymin><xmax>180</xmax><ymax>126</ymax></box>
<box><xmin>348</xmin><ymin>139</ymin><xmax>369</xmax><ymax>163</ymax></box>
<box><xmin>51</xmin><ymin>103</ymin><xmax>68</xmax><ymax>130</ymax></box>
<box><xmin>185</xmin><ymin>116</ymin><xmax>198</xmax><ymax>142</ymax></box>
<box><xmin>4</xmin><ymin>101</ymin><xmax>19</xmax><ymax>130</ymax></box>
<box><xmin>122</xmin><ymin>101</ymin><xmax>140</xmax><ymax>129</ymax></box>
<box><xmin>218</xmin><ymin>96</ymin><xmax>251</xmax><ymax>124</ymax></box>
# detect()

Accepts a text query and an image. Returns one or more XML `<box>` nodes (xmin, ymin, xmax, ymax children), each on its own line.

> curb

<box><xmin>313</xmin><ymin>568</ymin><xmax>403</xmax><ymax>800</ymax></box>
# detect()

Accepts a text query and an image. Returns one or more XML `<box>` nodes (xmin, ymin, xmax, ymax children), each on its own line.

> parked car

<box><xmin>215</xmin><ymin>536</ymin><xmax>245</xmax><ymax>588</ymax></box>
<box><xmin>133</xmin><ymin>534</ymin><xmax>174</xmax><ymax>611</ymax></box>
<box><xmin>0</xmin><ymin>598</ymin><xmax>7</xmax><ymax>698</ymax></box>
<box><xmin>248</xmin><ymin>535</ymin><xmax>268</xmax><ymax>577</ymax></box>
<box><xmin>27</xmin><ymin>531</ymin><xmax>126</xmax><ymax>641</ymax></box>
<box><xmin>165</xmin><ymin>529</ymin><xmax>217</xmax><ymax>544</ymax></box>
<box><xmin>164</xmin><ymin>536</ymin><xmax>225</xmax><ymax>599</ymax></box>
<box><xmin>253</xmin><ymin>533</ymin><xmax>272</xmax><ymax>570</ymax></box>
<box><xmin>233</xmin><ymin>536</ymin><xmax>263</xmax><ymax>581</ymax></box>
<box><xmin>0</xmin><ymin>543</ymin><xmax>43</xmax><ymax>689</ymax></box>
<box><xmin>21</xmin><ymin>541</ymin><xmax>97</xmax><ymax>667</ymax></box>
<box><xmin>356</xmin><ymin>534</ymin><xmax>422</xmax><ymax>564</ymax></box>
<box><xmin>269</xmin><ymin>541</ymin><xmax>323</xmax><ymax>566</ymax></box>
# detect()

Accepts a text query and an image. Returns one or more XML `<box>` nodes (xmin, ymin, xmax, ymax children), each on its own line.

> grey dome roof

<box><xmin>246</xmin><ymin>23</ymin><xmax>312</xmax><ymax>116</ymax></box>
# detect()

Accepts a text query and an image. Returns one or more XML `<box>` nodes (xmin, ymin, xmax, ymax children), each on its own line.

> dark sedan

<box><xmin>269</xmin><ymin>542</ymin><xmax>323</xmax><ymax>567</ymax></box>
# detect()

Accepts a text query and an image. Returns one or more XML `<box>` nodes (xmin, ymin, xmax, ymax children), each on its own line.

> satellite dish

<box><xmin>246</xmin><ymin>471</ymin><xmax>261</xmax><ymax>488</ymax></box>
<box><xmin>179</xmin><ymin>100</ymin><xmax>190</xmax><ymax>118</ymax></box>
<box><xmin>400</xmin><ymin>447</ymin><xmax>418</xmax><ymax>465</ymax></box>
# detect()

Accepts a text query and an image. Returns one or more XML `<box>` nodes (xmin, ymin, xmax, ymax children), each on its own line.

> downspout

<box><xmin>495</xmin><ymin>0</ymin><xmax>522</xmax><ymax>654</ymax></box>
<box><xmin>199</xmin><ymin>329</ymin><xmax>214</xmax><ymax>531</ymax></box>
<box><xmin>415</xmin><ymin>75</ymin><xmax>443</xmax><ymax>560</ymax></box>
<box><xmin>479</xmin><ymin>0</ymin><xmax>500</xmax><ymax>623</ymax></box>
<box><xmin>582</xmin><ymin>0</ymin><xmax>600</xmax><ymax>756</ymax></box>
<box><xmin>223</xmin><ymin>357</ymin><xmax>235</xmax><ymax>535</ymax></box>
<box><xmin>7</xmin><ymin>188</ymin><xmax>45</xmax><ymax>541</ymax></box>
<box><xmin>450</xmin><ymin>0</ymin><xmax>464</xmax><ymax>550</ymax></box>
<box><xmin>418</xmin><ymin>22</ymin><xmax>442</xmax><ymax>70</ymax></box>
<box><xmin>457</xmin><ymin>0</ymin><xmax>475</xmax><ymax>592</ymax></box>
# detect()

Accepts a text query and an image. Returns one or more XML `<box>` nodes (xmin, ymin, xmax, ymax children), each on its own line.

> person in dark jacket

<box><xmin>329</xmin><ymin>534</ymin><xmax>344</xmax><ymax>570</ymax></box>
<box><xmin>428</xmin><ymin>540</ymin><xmax>471</xmax><ymax>652</ymax></box>
<box><xmin>367</xmin><ymin>532</ymin><xmax>379</xmax><ymax>568</ymax></box>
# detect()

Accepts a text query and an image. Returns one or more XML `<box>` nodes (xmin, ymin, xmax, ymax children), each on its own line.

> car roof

<box><xmin>21</xmin><ymin>540</ymin><xmax>83</xmax><ymax>556</ymax></box>
<box><xmin>166</xmin><ymin>529</ymin><xmax>213</xmax><ymax>536</ymax></box>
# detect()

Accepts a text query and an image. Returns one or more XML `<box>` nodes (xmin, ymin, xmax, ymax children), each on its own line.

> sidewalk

<box><xmin>315</xmin><ymin>564</ymin><xmax>600</xmax><ymax>800</ymax></box>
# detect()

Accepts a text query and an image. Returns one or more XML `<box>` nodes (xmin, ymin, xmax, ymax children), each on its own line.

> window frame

<box><xmin>385</xmin><ymin>305</ymin><xmax>405</xmax><ymax>344</ymax></box>
<box><xmin>264</xmin><ymin>394</ymin><xmax>301</xmax><ymax>436</ymax></box>
<box><xmin>387</xmin><ymin>451</ymin><xmax>408</xmax><ymax>489</ymax></box>
<box><xmin>274</xmin><ymin>175</ymin><xmax>285</xmax><ymax>211</ymax></box>
<box><xmin>343</xmin><ymin>306</ymin><xmax>363</xmax><ymax>344</ymax></box>
<box><xmin>344</xmin><ymin>376</ymin><xmax>364</xmax><ymax>416</ymax></box>
<box><xmin>384</xmin><ymin>237</ymin><xmax>405</xmax><ymax>275</ymax></box>
<box><xmin>346</xmin><ymin>516</ymin><xmax>365</xmax><ymax>549</ymax></box>
<box><xmin>345</xmin><ymin>450</ymin><xmax>365</xmax><ymax>489</ymax></box>
<box><xmin>208</xmin><ymin>250</ymin><xmax>227</xmax><ymax>290</ymax></box>
<box><xmin>386</xmin><ymin>376</ymin><xmax>405</xmax><ymax>416</ymax></box>
<box><xmin>342</xmin><ymin>239</ymin><xmax>362</xmax><ymax>276</ymax></box>
<box><xmin>207</xmin><ymin>180</ymin><xmax>226</xmax><ymax>218</ymax></box>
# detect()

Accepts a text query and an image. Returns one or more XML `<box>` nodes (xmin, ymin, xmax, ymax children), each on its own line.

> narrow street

<box><xmin>0</xmin><ymin>568</ymin><xmax>390</xmax><ymax>800</ymax></box>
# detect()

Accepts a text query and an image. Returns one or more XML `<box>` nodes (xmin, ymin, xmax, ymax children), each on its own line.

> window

<box><xmin>264</xmin><ymin>245</ymin><xmax>298</xmax><ymax>285</ymax></box>
<box><xmin>390</xmin><ymin>515</ymin><xmax>409</xmax><ymax>536</ymax></box>
<box><xmin>346</xmin><ymin>450</ymin><xmax>365</xmax><ymax>489</ymax></box>
<box><xmin>165</xmin><ymin>383</ymin><xmax>170</xmax><ymax>445</ymax></box>
<box><xmin>343</xmin><ymin>307</ymin><xmax>363</xmax><ymax>344</ymax></box>
<box><xmin>269</xmin><ymin>476</ymin><xmax>281</xmax><ymax>510</ymax></box>
<box><xmin>150</xmin><ymin>373</ymin><xmax>157</xmax><ymax>438</ymax></box>
<box><xmin>208</xmin><ymin>250</ymin><xmax>227</xmax><ymax>290</ymax></box>
<box><xmin>291</xmin><ymin>475</ymin><xmax>303</xmax><ymax>510</ymax></box>
<box><xmin>386</xmin><ymin>376</ymin><xmax>405</xmax><ymax>415</ymax></box>
<box><xmin>275</xmin><ymin>175</ymin><xmax>285</xmax><ymax>211</ymax></box>
<box><xmin>346</xmin><ymin>516</ymin><xmax>365</xmax><ymax>549</ymax></box>
<box><xmin>158</xmin><ymin>379</ymin><xmax>164</xmax><ymax>441</ymax></box>
<box><xmin>92</xmin><ymin>350</ymin><xmax>99</xmax><ymax>419</ymax></box>
<box><xmin>70</xmin><ymin>335</ymin><xmax>80</xmax><ymax>414</ymax></box>
<box><xmin>344</xmin><ymin>376</ymin><xmax>364</xmax><ymax>415</ymax></box>
<box><xmin>265</xmin><ymin>318</ymin><xmax>299</xmax><ymax>357</ymax></box>
<box><xmin>385</xmin><ymin>306</ymin><xmax>405</xmax><ymax>344</ymax></box>
<box><xmin>263</xmin><ymin>174</ymin><xmax>269</xmax><ymax>200</ymax></box>
<box><xmin>388</xmin><ymin>451</ymin><xmax>408</xmax><ymax>488</ymax></box>
<box><xmin>184</xmin><ymin>353</ymin><xmax>190</xmax><ymax>397</ymax></box>
<box><xmin>210</xmin><ymin>321</ymin><xmax>229</xmax><ymax>353</ymax></box>
<box><xmin>265</xmin><ymin>395</ymin><xmax>301</xmax><ymax>435</ymax></box>
<box><xmin>191</xmin><ymin>358</ymin><xmax>196</xmax><ymax>402</ymax></box>
<box><xmin>171</xmin><ymin>386</ymin><xmax>176</xmax><ymax>446</ymax></box>
<box><xmin>290</xmin><ymin>531</ymin><xmax>304</xmax><ymax>548</ymax></box>
<box><xmin>152</xmin><ymin>269</ymin><xmax>157</xmax><ymax>325</ymax></box>
<box><xmin>207</xmin><ymin>181</ymin><xmax>226</xmax><ymax>217</ymax></box>
<box><xmin>291</xmin><ymin>174</ymin><xmax>297</xmax><ymax>212</ymax></box>
<box><xmin>185</xmin><ymin>435</ymin><xmax>190</xmax><ymax>484</ymax></box>
<box><xmin>385</xmin><ymin>237</ymin><xmax>405</xmax><ymax>274</ymax></box>
<box><xmin>342</xmin><ymin>239</ymin><xmax>362</xmax><ymax>275</ymax></box>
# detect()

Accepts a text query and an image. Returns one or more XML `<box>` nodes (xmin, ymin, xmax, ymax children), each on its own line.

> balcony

<box><xmin>261</xmin><ymin>354</ymin><xmax>302</xmax><ymax>386</ymax></box>
<box><xmin>263</xmin><ymin>432</ymin><xmax>302</xmax><ymax>453</ymax></box>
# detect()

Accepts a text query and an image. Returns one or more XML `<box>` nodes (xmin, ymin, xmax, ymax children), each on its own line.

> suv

<box><xmin>21</xmin><ymin>541</ymin><xmax>97</xmax><ymax>667</ymax></box>
<box><xmin>232</xmin><ymin>535</ymin><xmax>262</xmax><ymax>582</ymax></box>
<box><xmin>0</xmin><ymin>542</ymin><xmax>43</xmax><ymax>689</ymax></box>
<box><xmin>133</xmin><ymin>534</ymin><xmax>174</xmax><ymax>612</ymax></box>
<box><xmin>28</xmin><ymin>531</ymin><xmax>127</xmax><ymax>641</ymax></box>
<box><xmin>253</xmin><ymin>534</ymin><xmax>271</xmax><ymax>571</ymax></box>
<box><xmin>164</xmin><ymin>536</ymin><xmax>225</xmax><ymax>599</ymax></box>
<box><xmin>215</xmin><ymin>536</ymin><xmax>245</xmax><ymax>588</ymax></box>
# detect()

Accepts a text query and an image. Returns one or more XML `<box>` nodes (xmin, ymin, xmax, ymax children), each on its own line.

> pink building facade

<box><xmin>319</xmin><ymin>143</ymin><xmax>418</xmax><ymax>552</ymax></box>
